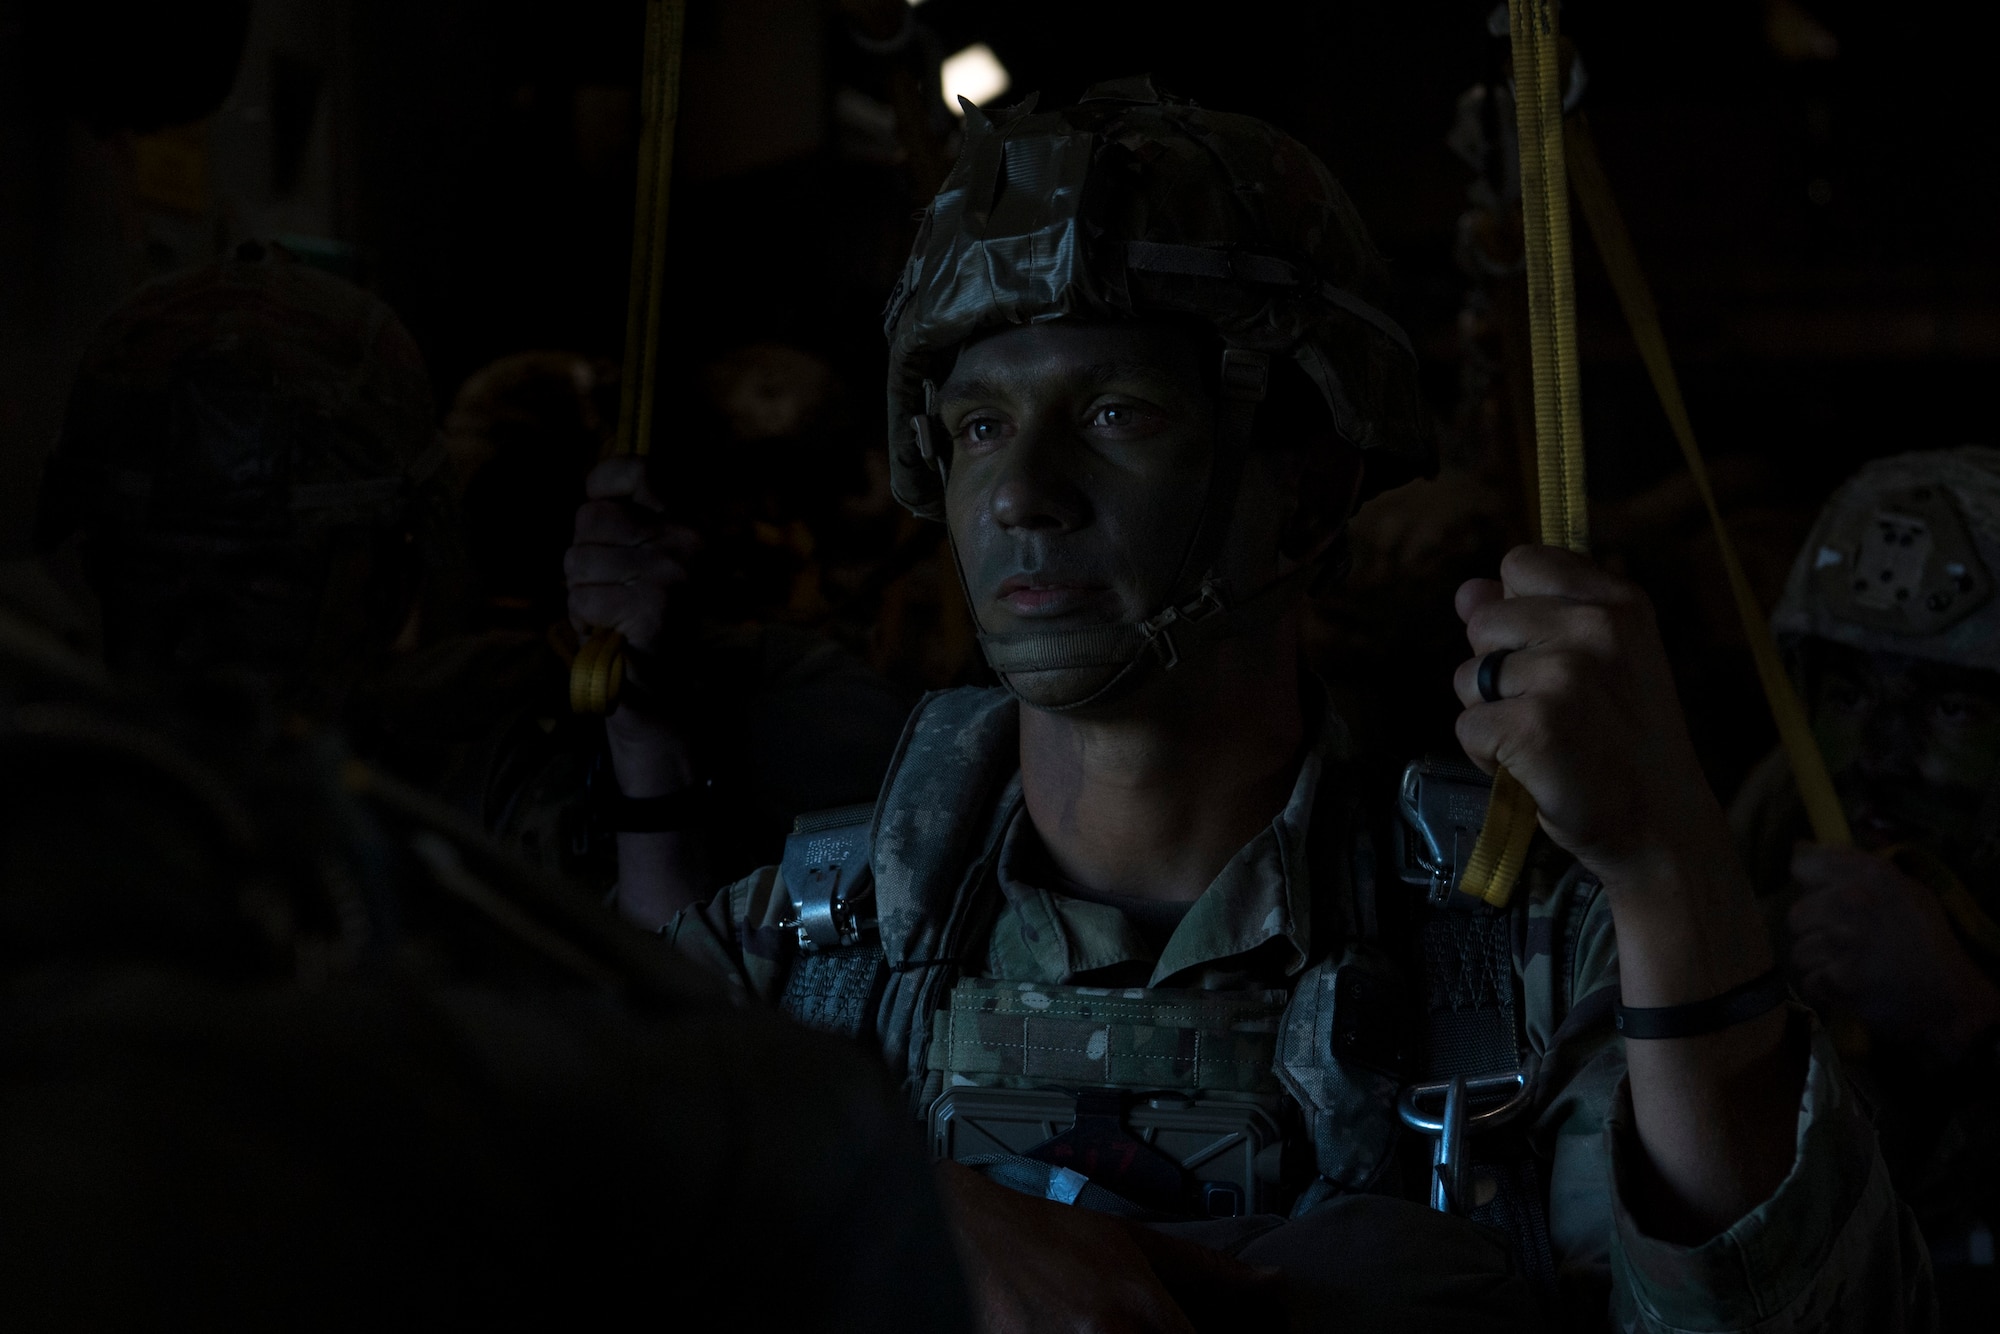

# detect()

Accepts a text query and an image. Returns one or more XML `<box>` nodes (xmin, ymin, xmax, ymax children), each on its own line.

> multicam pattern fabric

<box><xmin>881</xmin><ymin>76</ymin><xmax>1431</xmax><ymax>521</ymax></box>
<box><xmin>981</xmin><ymin>732</ymin><xmax>1325</xmax><ymax>989</ymax></box>
<box><xmin>669</xmin><ymin>684</ymin><xmax>1929</xmax><ymax>1331</ymax></box>
<box><xmin>928</xmin><ymin>979</ymin><xmax>1286</xmax><ymax>1095</ymax></box>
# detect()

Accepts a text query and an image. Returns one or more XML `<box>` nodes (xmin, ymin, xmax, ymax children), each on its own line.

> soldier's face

<box><xmin>935</xmin><ymin>321</ymin><xmax>1219</xmax><ymax>706</ymax></box>
<box><xmin>1808</xmin><ymin>640</ymin><xmax>2000</xmax><ymax>865</ymax></box>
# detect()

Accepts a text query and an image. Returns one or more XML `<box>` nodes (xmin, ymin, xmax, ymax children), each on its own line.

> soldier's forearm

<box><xmin>604</xmin><ymin>699</ymin><xmax>706</xmax><ymax>930</ymax></box>
<box><xmin>1601</xmin><ymin>833</ymin><xmax>1808</xmax><ymax>1243</ymax></box>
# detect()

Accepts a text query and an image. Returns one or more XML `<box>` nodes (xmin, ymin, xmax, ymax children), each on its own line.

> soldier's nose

<box><xmin>990</xmin><ymin>437</ymin><xmax>1088</xmax><ymax>535</ymax></box>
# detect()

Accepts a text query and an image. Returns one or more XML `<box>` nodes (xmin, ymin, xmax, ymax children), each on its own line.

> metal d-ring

<box><xmin>1397</xmin><ymin>1071</ymin><xmax>1532</xmax><ymax>1214</ymax></box>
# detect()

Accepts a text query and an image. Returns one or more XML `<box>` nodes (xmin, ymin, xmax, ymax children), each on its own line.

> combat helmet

<box><xmin>882</xmin><ymin>77</ymin><xmax>1431</xmax><ymax>706</ymax></box>
<box><xmin>38</xmin><ymin>242</ymin><xmax>451</xmax><ymax>699</ymax></box>
<box><xmin>1772</xmin><ymin>446</ymin><xmax>2000</xmax><ymax>675</ymax></box>
<box><xmin>40</xmin><ymin>241</ymin><xmax>440</xmax><ymax>552</ymax></box>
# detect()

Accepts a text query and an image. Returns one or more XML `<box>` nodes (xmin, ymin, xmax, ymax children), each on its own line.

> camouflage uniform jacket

<box><xmin>672</xmin><ymin>687</ymin><xmax>1930</xmax><ymax>1331</ymax></box>
<box><xmin>1735</xmin><ymin>746</ymin><xmax>1997</xmax><ymax>1289</ymax></box>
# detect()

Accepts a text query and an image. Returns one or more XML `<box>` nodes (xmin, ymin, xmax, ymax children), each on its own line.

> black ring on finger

<box><xmin>1476</xmin><ymin>648</ymin><xmax>1514</xmax><ymax>704</ymax></box>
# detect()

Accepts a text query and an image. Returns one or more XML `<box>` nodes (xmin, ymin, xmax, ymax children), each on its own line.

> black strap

<box><xmin>1466</xmin><ymin>1156</ymin><xmax>1558</xmax><ymax>1306</ymax></box>
<box><xmin>1414</xmin><ymin>891</ymin><xmax>1558</xmax><ymax>1313</ymax></box>
<box><xmin>780</xmin><ymin>946</ymin><xmax>888</xmax><ymax>1039</ymax></box>
<box><xmin>1417</xmin><ymin>904</ymin><xmax>1521</xmax><ymax>1080</ymax></box>
<box><xmin>1614</xmin><ymin>968</ymin><xmax>1786</xmax><ymax>1040</ymax></box>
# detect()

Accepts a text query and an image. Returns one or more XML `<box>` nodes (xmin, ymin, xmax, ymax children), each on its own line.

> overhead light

<box><xmin>941</xmin><ymin>44</ymin><xmax>1010</xmax><ymax>114</ymax></box>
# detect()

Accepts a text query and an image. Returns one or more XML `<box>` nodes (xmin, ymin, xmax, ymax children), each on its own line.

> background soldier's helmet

<box><xmin>37</xmin><ymin>242</ymin><xmax>453</xmax><ymax>697</ymax></box>
<box><xmin>1772</xmin><ymin>445</ymin><xmax>2000</xmax><ymax>674</ymax></box>
<box><xmin>40</xmin><ymin>241</ymin><xmax>441</xmax><ymax>554</ymax></box>
<box><xmin>881</xmin><ymin>76</ymin><xmax>1432</xmax><ymax>520</ymax></box>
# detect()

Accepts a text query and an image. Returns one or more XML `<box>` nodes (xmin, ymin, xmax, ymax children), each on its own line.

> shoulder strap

<box><xmin>1413</xmin><ymin>894</ymin><xmax>1557</xmax><ymax>1311</ymax></box>
<box><xmin>776</xmin><ymin>805</ymin><xmax>887</xmax><ymax>1040</ymax></box>
<box><xmin>1394</xmin><ymin>758</ymin><xmax>1559</xmax><ymax>1312</ymax></box>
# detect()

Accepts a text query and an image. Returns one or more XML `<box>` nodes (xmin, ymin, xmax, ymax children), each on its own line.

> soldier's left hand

<box><xmin>1452</xmin><ymin>545</ymin><xmax>1727</xmax><ymax>885</ymax></box>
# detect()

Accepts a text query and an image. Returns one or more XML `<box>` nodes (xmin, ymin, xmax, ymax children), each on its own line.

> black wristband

<box><xmin>599</xmin><ymin>780</ymin><xmax>711</xmax><ymax>833</ymax></box>
<box><xmin>1615</xmin><ymin>968</ymin><xmax>1787</xmax><ymax>1040</ymax></box>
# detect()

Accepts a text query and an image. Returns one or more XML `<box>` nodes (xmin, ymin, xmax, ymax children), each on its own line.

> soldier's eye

<box><xmin>1934</xmin><ymin>695</ymin><xmax>1973</xmax><ymax>724</ymax></box>
<box><xmin>959</xmin><ymin>416</ymin><xmax>1007</xmax><ymax>447</ymax></box>
<box><xmin>1089</xmin><ymin>403</ymin><xmax>1145</xmax><ymax>430</ymax></box>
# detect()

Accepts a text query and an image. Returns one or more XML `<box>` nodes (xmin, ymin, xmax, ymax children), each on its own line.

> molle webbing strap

<box><xmin>1564</xmin><ymin>120</ymin><xmax>1853</xmax><ymax>850</ymax></box>
<box><xmin>1458</xmin><ymin>0</ymin><xmax>1588</xmax><ymax>909</ymax></box>
<box><xmin>926</xmin><ymin>979</ymin><xmax>1288</xmax><ymax>1096</ymax></box>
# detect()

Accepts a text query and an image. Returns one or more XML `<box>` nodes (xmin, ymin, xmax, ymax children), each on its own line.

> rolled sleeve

<box><xmin>1608</xmin><ymin>1010</ymin><xmax>1935</xmax><ymax>1332</ymax></box>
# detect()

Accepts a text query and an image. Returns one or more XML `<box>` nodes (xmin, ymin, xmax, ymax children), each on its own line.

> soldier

<box><xmin>37</xmin><ymin>250</ymin><xmax>908</xmax><ymax>910</ymax></box>
<box><xmin>36</xmin><ymin>241</ymin><xmax>461</xmax><ymax>725</ymax></box>
<box><xmin>1733</xmin><ymin>446</ymin><xmax>2000</xmax><ymax>1332</ymax></box>
<box><xmin>649</xmin><ymin>82</ymin><xmax>1932</xmax><ymax>1330</ymax></box>
<box><xmin>0</xmin><ymin>588</ymin><xmax>967</xmax><ymax>1330</ymax></box>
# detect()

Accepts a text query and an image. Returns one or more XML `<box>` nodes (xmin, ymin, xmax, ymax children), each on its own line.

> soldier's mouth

<box><xmin>995</xmin><ymin>576</ymin><xmax>1113</xmax><ymax>617</ymax></box>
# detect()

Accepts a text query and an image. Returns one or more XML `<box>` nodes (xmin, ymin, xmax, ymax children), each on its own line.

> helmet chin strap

<box><xmin>936</xmin><ymin>346</ymin><xmax>1322</xmax><ymax>713</ymax></box>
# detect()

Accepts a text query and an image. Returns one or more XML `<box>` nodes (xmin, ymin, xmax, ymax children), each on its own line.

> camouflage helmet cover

<box><xmin>881</xmin><ymin>77</ymin><xmax>1432</xmax><ymax>520</ymax></box>
<box><xmin>1773</xmin><ymin>446</ymin><xmax>2000</xmax><ymax>675</ymax></box>
<box><xmin>39</xmin><ymin>243</ymin><xmax>440</xmax><ymax>550</ymax></box>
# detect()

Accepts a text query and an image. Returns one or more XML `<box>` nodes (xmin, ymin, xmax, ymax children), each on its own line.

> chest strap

<box><xmin>776</xmin><ymin>804</ymin><xmax>887</xmax><ymax>1039</ymax></box>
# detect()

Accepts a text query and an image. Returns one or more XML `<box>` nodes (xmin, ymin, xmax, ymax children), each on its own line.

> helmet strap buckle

<box><xmin>915</xmin><ymin>380</ymin><xmax>950</xmax><ymax>484</ymax></box>
<box><xmin>1139</xmin><ymin>578</ymin><xmax>1231</xmax><ymax>671</ymax></box>
<box><xmin>911</xmin><ymin>413</ymin><xmax>948</xmax><ymax>484</ymax></box>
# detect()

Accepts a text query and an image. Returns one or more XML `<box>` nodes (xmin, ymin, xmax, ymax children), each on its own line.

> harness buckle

<box><xmin>1397</xmin><ymin>1072</ymin><xmax>1531</xmax><ymax>1214</ymax></box>
<box><xmin>777</xmin><ymin>864</ymin><xmax>871</xmax><ymax>952</ymax></box>
<box><xmin>1394</xmin><ymin>757</ymin><xmax>1497</xmax><ymax>907</ymax></box>
<box><xmin>777</xmin><ymin>809</ymin><xmax>876</xmax><ymax>953</ymax></box>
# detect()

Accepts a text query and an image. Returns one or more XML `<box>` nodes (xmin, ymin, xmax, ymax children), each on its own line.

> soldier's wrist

<box><xmin>1597</xmin><ymin>849</ymin><xmax>1774</xmax><ymax>1012</ymax></box>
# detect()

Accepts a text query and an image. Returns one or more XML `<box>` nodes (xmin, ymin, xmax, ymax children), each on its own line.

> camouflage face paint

<box><xmin>938</xmin><ymin>321</ymin><xmax>1216</xmax><ymax>709</ymax></box>
<box><xmin>1806</xmin><ymin>639</ymin><xmax>2000</xmax><ymax>867</ymax></box>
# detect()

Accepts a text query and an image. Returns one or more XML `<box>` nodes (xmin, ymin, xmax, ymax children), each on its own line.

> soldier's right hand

<box><xmin>935</xmin><ymin>1162</ymin><xmax>1282</xmax><ymax>1334</ymax></box>
<box><xmin>565</xmin><ymin>455</ymin><xmax>702</xmax><ymax>662</ymax></box>
<box><xmin>1787</xmin><ymin>841</ymin><xmax>2000</xmax><ymax>1060</ymax></box>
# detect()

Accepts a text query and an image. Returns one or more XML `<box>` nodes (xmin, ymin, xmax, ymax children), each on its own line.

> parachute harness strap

<box><xmin>1564</xmin><ymin>120</ymin><xmax>1853</xmax><ymax>850</ymax></box>
<box><xmin>571</xmin><ymin>0</ymin><xmax>687</xmax><ymax>716</ymax></box>
<box><xmin>1458</xmin><ymin>0</ymin><xmax>1587</xmax><ymax>908</ymax></box>
<box><xmin>1463</xmin><ymin>0</ymin><xmax>1854</xmax><ymax>907</ymax></box>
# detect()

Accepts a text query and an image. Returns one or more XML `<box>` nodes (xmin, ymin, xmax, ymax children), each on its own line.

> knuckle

<box><xmin>1518</xmin><ymin>696</ymin><xmax>1560</xmax><ymax>744</ymax></box>
<box><xmin>1570</xmin><ymin>603</ymin><xmax>1619</xmax><ymax>650</ymax></box>
<box><xmin>1540</xmin><ymin>650</ymin><xmax>1586</xmax><ymax>697</ymax></box>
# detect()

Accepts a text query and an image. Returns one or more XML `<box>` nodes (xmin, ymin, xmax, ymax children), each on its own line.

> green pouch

<box><xmin>927</xmin><ymin>978</ymin><xmax>1288</xmax><ymax>1095</ymax></box>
